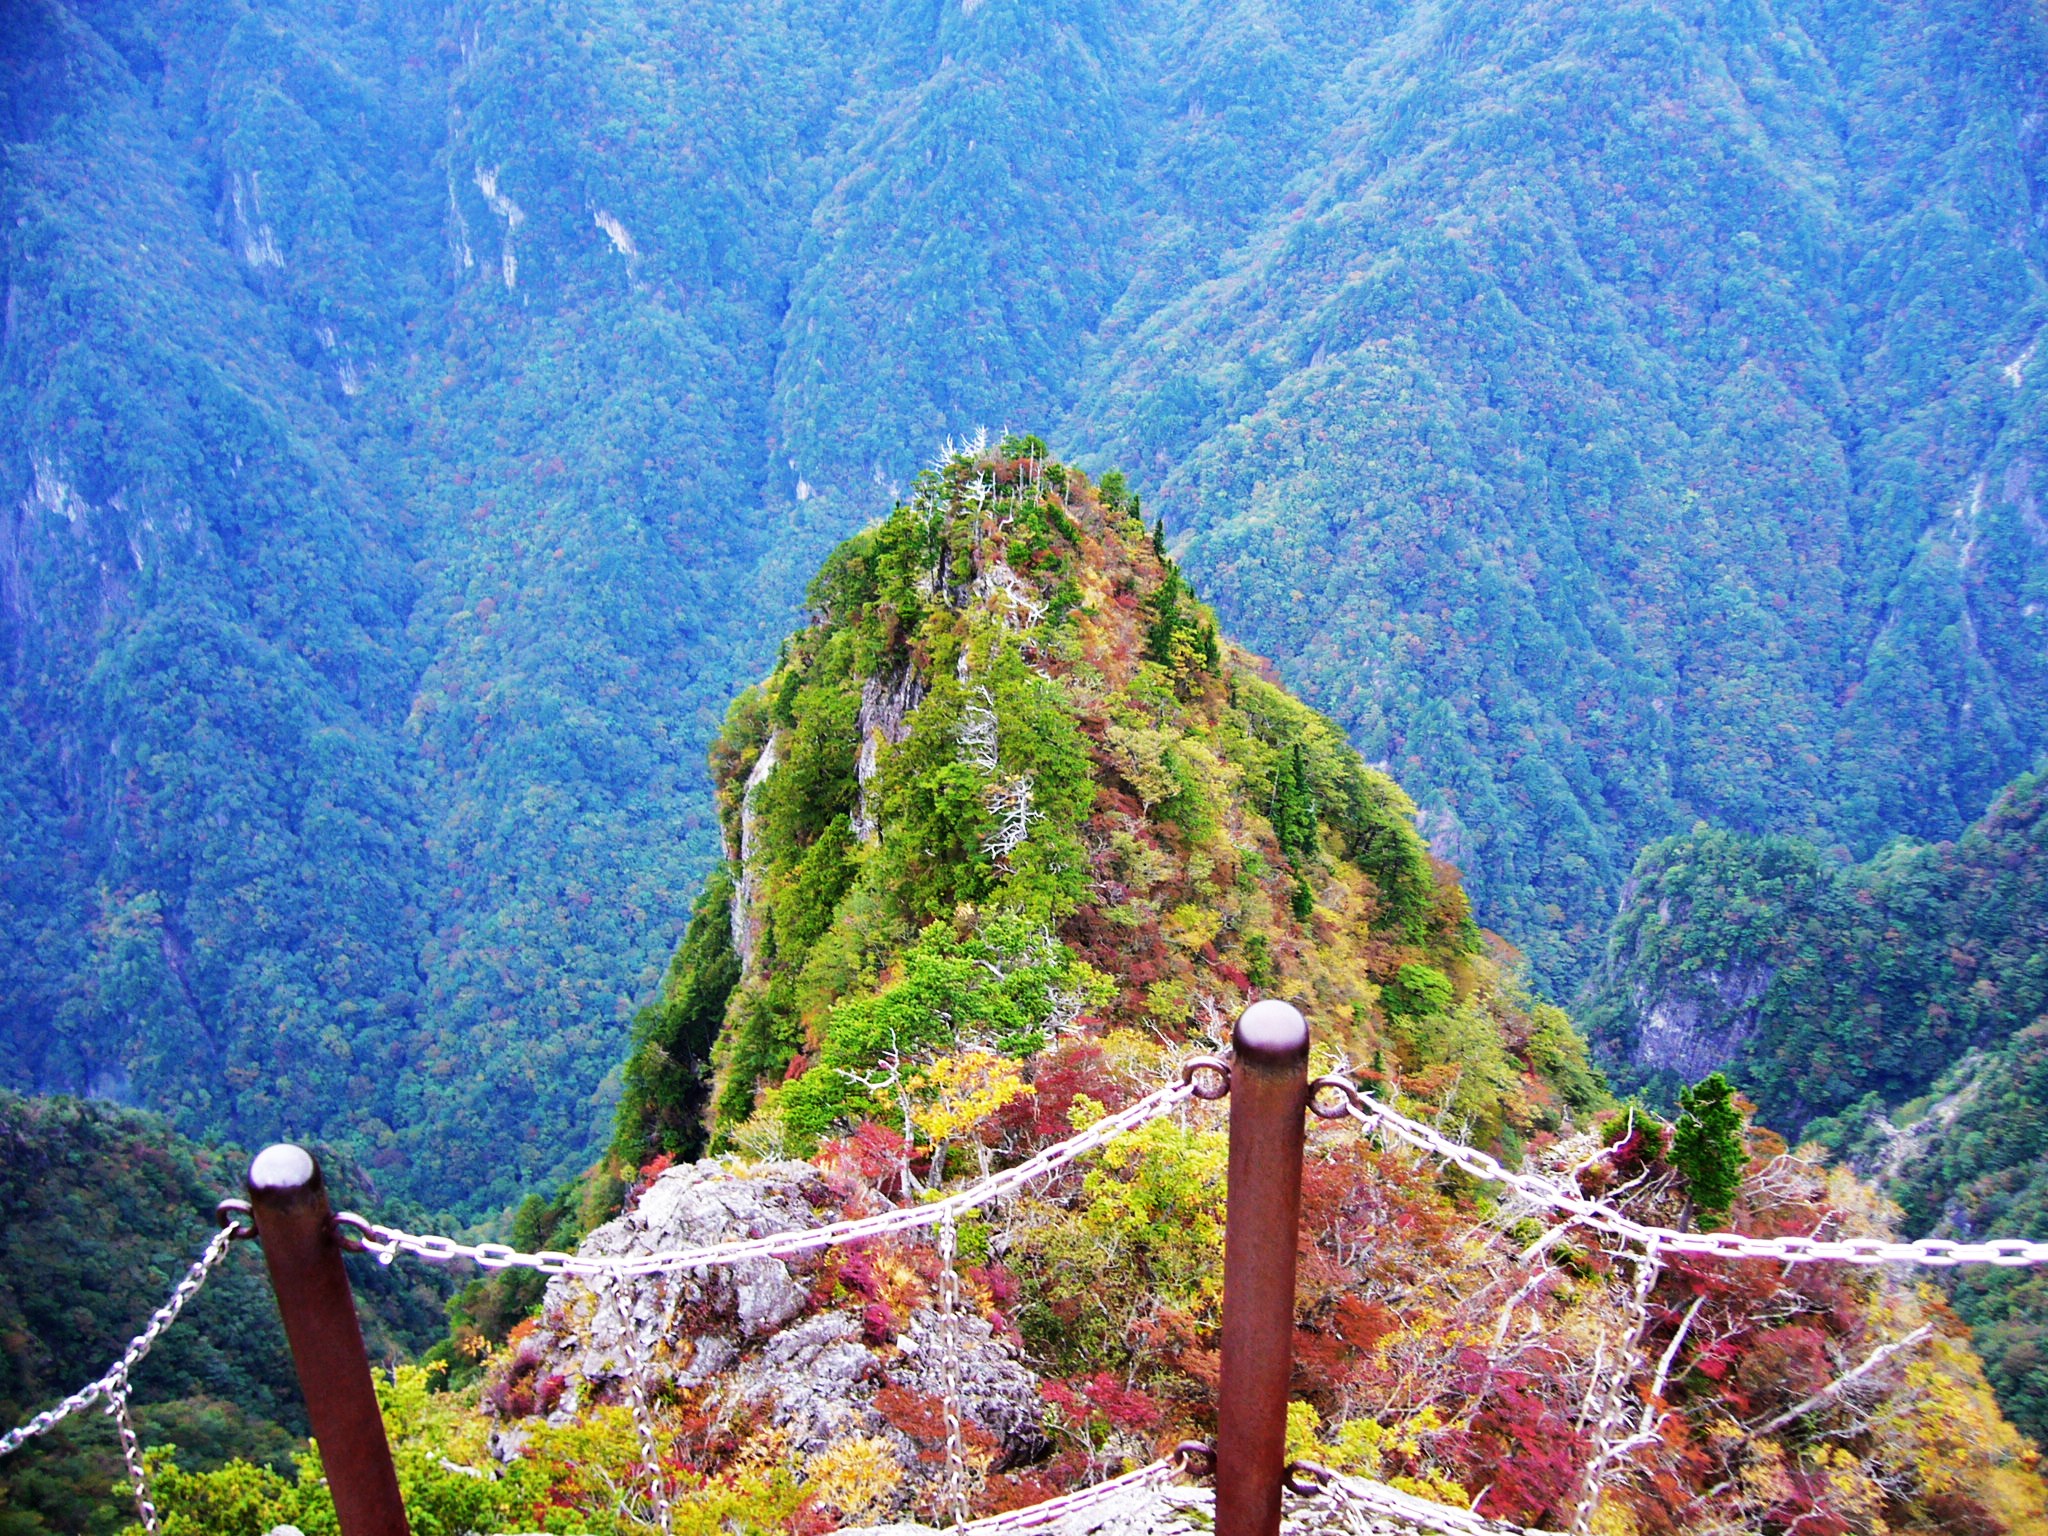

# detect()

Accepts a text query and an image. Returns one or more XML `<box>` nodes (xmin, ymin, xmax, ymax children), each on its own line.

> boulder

<box><xmin>489</xmin><ymin>1157</ymin><xmax>1051</xmax><ymax>1517</ymax></box>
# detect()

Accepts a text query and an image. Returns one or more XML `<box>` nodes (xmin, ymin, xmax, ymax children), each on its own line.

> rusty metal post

<box><xmin>246</xmin><ymin>1145</ymin><xmax>409</xmax><ymax>1536</ymax></box>
<box><xmin>1215</xmin><ymin>1000</ymin><xmax>1310</xmax><ymax>1536</ymax></box>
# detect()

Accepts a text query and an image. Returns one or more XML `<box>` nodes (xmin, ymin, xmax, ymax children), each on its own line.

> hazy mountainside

<box><xmin>4</xmin><ymin>0</ymin><xmax>2047</xmax><ymax>1209</ymax></box>
<box><xmin>0</xmin><ymin>1092</ymin><xmax>449</xmax><ymax>1536</ymax></box>
<box><xmin>1578</xmin><ymin>765</ymin><xmax>2048</xmax><ymax>1432</ymax></box>
<box><xmin>0</xmin><ymin>0</ymin><xmax>835</xmax><ymax>1208</ymax></box>
<box><xmin>133</xmin><ymin>442</ymin><xmax>2048</xmax><ymax>1536</ymax></box>
<box><xmin>1581</xmin><ymin>765</ymin><xmax>2048</xmax><ymax>1141</ymax></box>
<box><xmin>1069</xmin><ymin>0</ymin><xmax>2048</xmax><ymax>983</ymax></box>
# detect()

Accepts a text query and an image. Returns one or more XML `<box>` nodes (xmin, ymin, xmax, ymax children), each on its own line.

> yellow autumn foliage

<box><xmin>802</xmin><ymin>1434</ymin><xmax>904</xmax><ymax>1520</ymax></box>
<box><xmin>908</xmin><ymin>1047</ymin><xmax>1034</xmax><ymax>1145</ymax></box>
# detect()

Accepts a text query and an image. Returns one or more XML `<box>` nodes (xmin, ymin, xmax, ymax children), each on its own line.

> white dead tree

<box><xmin>957</xmin><ymin>686</ymin><xmax>1000</xmax><ymax>773</ymax></box>
<box><xmin>835</xmin><ymin>1030</ymin><xmax>924</xmax><ymax>1195</ymax></box>
<box><xmin>974</xmin><ymin>561</ymin><xmax>1047</xmax><ymax>630</ymax></box>
<box><xmin>1571</xmin><ymin>1252</ymin><xmax>1664</xmax><ymax>1534</ymax></box>
<box><xmin>956</xmin><ymin>683</ymin><xmax>1040</xmax><ymax>868</ymax></box>
<box><xmin>983</xmin><ymin>776</ymin><xmax>1040</xmax><ymax>866</ymax></box>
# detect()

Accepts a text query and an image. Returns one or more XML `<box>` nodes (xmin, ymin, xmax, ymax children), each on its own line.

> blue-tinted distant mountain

<box><xmin>3</xmin><ymin>0</ymin><xmax>2044</xmax><ymax>1208</ymax></box>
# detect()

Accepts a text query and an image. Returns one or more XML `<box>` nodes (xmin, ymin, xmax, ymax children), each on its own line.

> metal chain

<box><xmin>2</xmin><ymin>1222</ymin><xmax>243</xmax><ymax>1457</ymax></box>
<box><xmin>341</xmin><ymin>1065</ymin><xmax>1214</xmax><ymax>1279</ymax></box>
<box><xmin>936</xmin><ymin>1210</ymin><xmax>972</xmax><ymax>1527</ymax></box>
<box><xmin>954</xmin><ymin>1454</ymin><xmax>1192</xmax><ymax>1533</ymax></box>
<box><xmin>1310</xmin><ymin>1075</ymin><xmax>2048</xmax><ymax>1268</ymax></box>
<box><xmin>1288</xmin><ymin>1461</ymin><xmax>1550</xmax><ymax>1536</ymax></box>
<box><xmin>106</xmin><ymin>1370</ymin><xmax>160</xmax><ymax>1536</ymax></box>
<box><xmin>608</xmin><ymin>1273</ymin><xmax>672</xmax><ymax>1533</ymax></box>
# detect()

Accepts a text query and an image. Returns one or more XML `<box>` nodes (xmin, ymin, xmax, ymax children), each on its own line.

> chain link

<box><xmin>343</xmin><ymin>1068</ymin><xmax>1207</xmax><ymax>1279</ymax></box>
<box><xmin>950</xmin><ymin>1455</ymin><xmax>1191</xmax><ymax>1533</ymax></box>
<box><xmin>1</xmin><ymin>1223</ymin><xmax>242</xmax><ymax>1457</ymax></box>
<box><xmin>936</xmin><ymin>1211</ymin><xmax>972</xmax><ymax>1527</ymax></box>
<box><xmin>107</xmin><ymin>1371</ymin><xmax>160</xmax><ymax>1536</ymax></box>
<box><xmin>1311</xmin><ymin>1075</ymin><xmax>2048</xmax><ymax>1268</ymax></box>
<box><xmin>1288</xmin><ymin>1461</ymin><xmax>1550</xmax><ymax>1535</ymax></box>
<box><xmin>608</xmin><ymin>1273</ymin><xmax>672</xmax><ymax>1533</ymax></box>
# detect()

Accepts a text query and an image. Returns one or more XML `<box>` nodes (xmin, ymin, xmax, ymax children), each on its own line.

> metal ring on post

<box><xmin>1307</xmin><ymin>1076</ymin><xmax>1360</xmax><ymax>1120</ymax></box>
<box><xmin>332</xmin><ymin>1212</ymin><xmax>377</xmax><ymax>1254</ymax></box>
<box><xmin>1181</xmin><ymin>1055</ymin><xmax>1232</xmax><ymax>1100</ymax></box>
<box><xmin>1282</xmin><ymin>1460</ymin><xmax>1333</xmax><ymax>1497</ymax></box>
<box><xmin>1174</xmin><ymin>1440</ymin><xmax>1218</xmax><ymax>1480</ymax></box>
<box><xmin>213</xmin><ymin>1198</ymin><xmax>259</xmax><ymax>1240</ymax></box>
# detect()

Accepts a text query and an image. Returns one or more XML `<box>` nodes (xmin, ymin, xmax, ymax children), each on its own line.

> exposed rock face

<box><xmin>492</xmin><ymin>1158</ymin><xmax>1050</xmax><ymax>1514</ymax></box>
<box><xmin>730</xmin><ymin>732</ymin><xmax>781</xmax><ymax>978</ymax></box>
<box><xmin>1630</xmin><ymin>961</ymin><xmax>1775</xmax><ymax>1080</ymax></box>
<box><xmin>853</xmin><ymin>665</ymin><xmax>926</xmax><ymax>841</ymax></box>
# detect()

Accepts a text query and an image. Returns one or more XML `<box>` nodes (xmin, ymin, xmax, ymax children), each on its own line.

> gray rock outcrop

<box><xmin>490</xmin><ymin>1157</ymin><xmax>1049</xmax><ymax>1517</ymax></box>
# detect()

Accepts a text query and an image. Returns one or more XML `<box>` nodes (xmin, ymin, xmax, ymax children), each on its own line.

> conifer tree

<box><xmin>1272</xmin><ymin>742</ymin><xmax>1319</xmax><ymax>864</ymax></box>
<box><xmin>1671</xmin><ymin>1071</ymin><xmax>1746</xmax><ymax>1228</ymax></box>
<box><xmin>1145</xmin><ymin>567</ymin><xmax>1186</xmax><ymax>666</ymax></box>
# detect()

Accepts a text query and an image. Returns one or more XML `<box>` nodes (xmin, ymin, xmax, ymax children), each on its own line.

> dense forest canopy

<box><xmin>2</xmin><ymin>0</ymin><xmax>2045</xmax><ymax>1219</ymax></box>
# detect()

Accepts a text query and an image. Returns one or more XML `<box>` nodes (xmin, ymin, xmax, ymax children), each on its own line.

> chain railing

<box><xmin>108</xmin><ymin>1370</ymin><xmax>160</xmax><ymax>1536</ymax></box>
<box><xmin>950</xmin><ymin>1448</ymin><xmax>1206</xmax><ymax>1533</ymax></box>
<box><xmin>609</xmin><ymin>1271</ymin><xmax>673</xmax><ymax>1534</ymax></box>
<box><xmin>1310</xmin><ymin>1073</ymin><xmax>2048</xmax><ymax>1268</ymax></box>
<box><xmin>0</xmin><ymin>1063</ymin><xmax>1222</xmax><ymax>1536</ymax></box>
<box><xmin>336</xmin><ymin>1063</ymin><xmax>1220</xmax><ymax>1280</ymax></box>
<box><xmin>25</xmin><ymin>1042</ymin><xmax>2048</xmax><ymax>1536</ymax></box>
<box><xmin>1287</xmin><ymin>1460</ymin><xmax>1556</xmax><ymax>1536</ymax></box>
<box><xmin>0</xmin><ymin>1220</ymin><xmax>244</xmax><ymax>1457</ymax></box>
<box><xmin>935</xmin><ymin>1210</ymin><xmax>973</xmax><ymax>1528</ymax></box>
<box><xmin>0</xmin><ymin>1219</ymin><xmax>244</xmax><ymax>1533</ymax></box>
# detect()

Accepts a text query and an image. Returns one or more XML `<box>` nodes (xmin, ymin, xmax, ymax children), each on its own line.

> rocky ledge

<box><xmin>484</xmin><ymin>1158</ymin><xmax>1049</xmax><ymax>1517</ymax></box>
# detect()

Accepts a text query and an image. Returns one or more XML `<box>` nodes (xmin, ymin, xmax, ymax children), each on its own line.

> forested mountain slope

<box><xmin>4</xmin><ymin>0</ymin><xmax>2045</xmax><ymax>1207</ymax></box>
<box><xmin>1578</xmin><ymin>764</ymin><xmax>2048</xmax><ymax>1430</ymax></box>
<box><xmin>1068</xmin><ymin>0</ymin><xmax>2048</xmax><ymax>982</ymax></box>
<box><xmin>0</xmin><ymin>1092</ymin><xmax>449</xmax><ymax>1535</ymax></box>
<box><xmin>1582</xmin><ymin>766</ymin><xmax>2048</xmax><ymax>1135</ymax></box>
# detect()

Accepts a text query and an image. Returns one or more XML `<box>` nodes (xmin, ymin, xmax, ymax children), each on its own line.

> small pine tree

<box><xmin>1153</xmin><ymin>517</ymin><xmax>1168</xmax><ymax>558</ymax></box>
<box><xmin>1145</xmin><ymin>567</ymin><xmax>1186</xmax><ymax>666</ymax></box>
<box><xmin>1271</xmin><ymin>742</ymin><xmax>1319</xmax><ymax>863</ymax></box>
<box><xmin>1671</xmin><ymin>1072</ymin><xmax>1746</xmax><ymax>1228</ymax></box>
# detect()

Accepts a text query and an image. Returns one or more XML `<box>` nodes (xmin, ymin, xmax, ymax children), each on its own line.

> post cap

<box><xmin>249</xmin><ymin>1143</ymin><xmax>320</xmax><ymax>1195</ymax></box>
<box><xmin>1234</xmin><ymin>999</ymin><xmax>1309</xmax><ymax>1064</ymax></box>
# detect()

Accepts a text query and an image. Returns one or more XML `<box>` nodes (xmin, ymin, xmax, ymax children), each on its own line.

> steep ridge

<box><xmin>616</xmin><ymin>433</ymin><xmax>1577</xmax><ymax>1166</ymax></box>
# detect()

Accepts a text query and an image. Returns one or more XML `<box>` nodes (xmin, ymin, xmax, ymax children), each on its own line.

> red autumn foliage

<box><xmin>970</xmin><ymin>1263</ymin><xmax>1021</xmax><ymax>1312</ymax></box>
<box><xmin>817</xmin><ymin>1120</ymin><xmax>911</xmax><ymax>1194</ymax></box>
<box><xmin>1729</xmin><ymin>1325</ymin><xmax>1834</xmax><ymax>1420</ymax></box>
<box><xmin>861</xmin><ymin>1300</ymin><xmax>898</xmax><ymax>1344</ymax></box>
